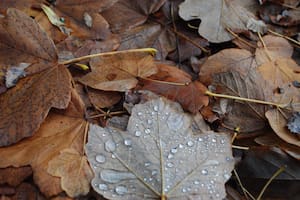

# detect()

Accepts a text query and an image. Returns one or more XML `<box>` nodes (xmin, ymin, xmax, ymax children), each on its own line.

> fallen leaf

<box><xmin>199</xmin><ymin>48</ymin><xmax>257</xmax><ymax>85</ymax></box>
<box><xmin>140</xmin><ymin>63</ymin><xmax>209</xmax><ymax>113</ymax></box>
<box><xmin>179</xmin><ymin>0</ymin><xmax>266</xmax><ymax>42</ymax></box>
<box><xmin>44</xmin><ymin>0</ymin><xmax>117</xmax><ymax>40</ymax></box>
<box><xmin>101</xmin><ymin>0</ymin><xmax>166</xmax><ymax>33</ymax></box>
<box><xmin>255</xmin><ymin>132</ymin><xmax>300</xmax><ymax>160</ymax></box>
<box><xmin>79</xmin><ymin>51</ymin><xmax>157</xmax><ymax>91</ymax></box>
<box><xmin>85</xmin><ymin>97</ymin><xmax>234</xmax><ymax>200</ymax></box>
<box><xmin>257</xmin><ymin>58</ymin><xmax>300</xmax><ymax>89</ymax></box>
<box><xmin>87</xmin><ymin>88</ymin><xmax>121</xmax><ymax>109</ymax></box>
<box><xmin>211</xmin><ymin>70</ymin><xmax>269</xmax><ymax>132</ymax></box>
<box><xmin>0</xmin><ymin>0</ymin><xmax>42</xmax><ymax>16</ymax></box>
<box><xmin>255</xmin><ymin>35</ymin><xmax>294</xmax><ymax>66</ymax></box>
<box><xmin>0</xmin><ymin>166</ymin><xmax>32</xmax><ymax>186</ymax></box>
<box><xmin>0</xmin><ymin>8</ymin><xmax>57</xmax><ymax>76</ymax></box>
<box><xmin>265</xmin><ymin>109</ymin><xmax>300</xmax><ymax>147</ymax></box>
<box><xmin>0</xmin><ymin>65</ymin><xmax>72</xmax><ymax>147</ymax></box>
<box><xmin>0</xmin><ymin>90</ymin><xmax>88</xmax><ymax>197</ymax></box>
<box><xmin>1</xmin><ymin>183</ymin><xmax>45</xmax><ymax>200</ymax></box>
<box><xmin>47</xmin><ymin>148</ymin><xmax>93</xmax><ymax>197</ymax></box>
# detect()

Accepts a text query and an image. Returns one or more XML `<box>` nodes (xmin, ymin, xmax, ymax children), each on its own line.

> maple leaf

<box><xmin>0</xmin><ymin>9</ymin><xmax>73</xmax><ymax>147</ymax></box>
<box><xmin>179</xmin><ymin>0</ymin><xmax>266</xmax><ymax>43</ymax></box>
<box><xmin>0</xmin><ymin>89</ymin><xmax>90</xmax><ymax>197</ymax></box>
<box><xmin>140</xmin><ymin>63</ymin><xmax>209</xmax><ymax>113</ymax></box>
<box><xmin>86</xmin><ymin>97</ymin><xmax>234</xmax><ymax>200</ymax></box>
<box><xmin>79</xmin><ymin>51</ymin><xmax>157</xmax><ymax>91</ymax></box>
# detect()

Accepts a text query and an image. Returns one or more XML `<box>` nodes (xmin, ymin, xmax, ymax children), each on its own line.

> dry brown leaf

<box><xmin>101</xmin><ymin>0</ymin><xmax>166</xmax><ymax>33</ymax></box>
<box><xmin>1</xmin><ymin>183</ymin><xmax>45</xmax><ymax>200</ymax></box>
<box><xmin>87</xmin><ymin>88</ymin><xmax>121</xmax><ymax>109</ymax></box>
<box><xmin>44</xmin><ymin>0</ymin><xmax>117</xmax><ymax>40</ymax></box>
<box><xmin>0</xmin><ymin>0</ymin><xmax>43</xmax><ymax>16</ymax></box>
<box><xmin>140</xmin><ymin>63</ymin><xmax>209</xmax><ymax>113</ymax></box>
<box><xmin>266</xmin><ymin>109</ymin><xmax>300</xmax><ymax>147</ymax></box>
<box><xmin>0</xmin><ymin>90</ymin><xmax>88</xmax><ymax>197</ymax></box>
<box><xmin>47</xmin><ymin>148</ymin><xmax>93</xmax><ymax>197</ymax></box>
<box><xmin>0</xmin><ymin>8</ymin><xmax>57</xmax><ymax>76</ymax></box>
<box><xmin>0</xmin><ymin>65</ymin><xmax>72</xmax><ymax>147</ymax></box>
<box><xmin>0</xmin><ymin>166</ymin><xmax>32</xmax><ymax>186</ymax></box>
<box><xmin>257</xmin><ymin>58</ymin><xmax>300</xmax><ymax>89</ymax></box>
<box><xmin>179</xmin><ymin>0</ymin><xmax>265</xmax><ymax>42</ymax></box>
<box><xmin>79</xmin><ymin>51</ymin><xmax>157</xmax><ymax>91</ymax></box>
<box><xmin>199</xmin><ymin>48</ymin><xmax>257</xmax><ymax>85</ymax></box>
<box><xmin>255</xmin><ymin>35</ymin><xmax>294</xmax><ymax>66</ymax></box>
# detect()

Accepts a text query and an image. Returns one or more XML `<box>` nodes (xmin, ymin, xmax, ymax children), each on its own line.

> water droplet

<box><xmin>223</xmin><ymin>173</ymin><xmax>231</xmax><ymax>180</ymax></box>
<box><xmin>99</xmin><ymin>184</ymin><xmax>108</xmax><ymax>191</ymax></box>
<box><xmin>153</xmin><ymin>105</ymin><xmax>159</xmax><ymax>111</ymax></box>
<box><xmin>194</xmin><ymin>180</ymin><xmax>200</xmax><ymax>185</ymax></box>
<box><xmin>171</xmin><ymin>148</ymin><xmax>178</xmax><ymax>154</ymax></box>
<box><xmin>187</xmin><ymin>141</ymin><xmax>194</xmax><ymax>147</ymax></box>
<box><xmin>167</xmin><ymin>114</ymin><xmax>184</xmax><ymax>131</ymax></box>
<box><xmin>137</xmin><ymin>112</ymin><xmax>142</xmax><ymax>116</ymax></box>
<box><xmin>100</xmin><ymin>169</ymin><xmax>135</xmax><ymax>183</ymax></box>
<box><xmin>95</xmin><ymin>154</ymin><xmax>106</xmax><ymax>163</ymax></box>
<box><xmin>220</xmin><ymin>139</ymin><xmax>225</xmax><ymax>144</ymax></box>
<box><xmin>111</xmin><ymin>154</ymin><xmax>116</xmax><ymax>158</ymax></box>
<box><xmin>198</xmin><ymin>137</ymin><xmax>203</xmax><ymax>142</ymax></box>
<box><xmin>105</xmin><ymin>140</ymin><xmax>116</xmax><ymax>152</ymax></box>
<box><xmin>212</xmin><ymin>138</ymin><xmax>217</xmax><ymax>143</ymax></box>
<box><xmin>147</xmin><ymin>119</ymin><xmax>153</xmax><ymax>125</ymax></box>
<box><xmin>151</xmin><ymin>170</ymin><xmax>158</xmax><ymax>176</ymax></box>
<box><xmin>164</xmin><ymin>188</ymin><xmax>168</xmax><ymax>192</ymax></box>
<box><xmin>124</xmin><ymin>139</ymin><xmax>132</xmax><ymax>146</ymax></box>
<box><xmin>135</xmin><ymin>130</ymin><xmax>142</xmax><ymax>137</ymax></box>
<box><xmin>115</xmin><ymin>185</ymin><xmax>127</xmax><ymax>195</ymax></box>
<box><xmin>144</xmin><ymin>162</ymin><xmax>151</xmax><ymax>167</ymax></box>
<box><xmin>167</xmin><ymin>162</ymin><xmax>174</xmax><ymax>168</ymax></box>
<box><xmin>201</xmin><ymin>169</ymin><xmax>208</xmax><ymax>175</ymax></box>
<box><xmin>179</xmin><ymin>144</ymin><xmax>184</xmax><ymax>148</ymax></box>
<box><xmin>145</xmin><ymin>128</ymin><xmax>151</xmax><ymax>134</ymax></box>
<box><xmin>151</xmin><ymin>111</ymin><xmax>155</xmax><ymax>115</ymax></box>
<box><xmin>182</xmin><ymin>188</ymin><xmax>187</xmax><ymax>193</ymax></box>
<box><xmin>167</xmin><ymin>154</ymin><xmax>174</xmax><ymax>159</ymax></box>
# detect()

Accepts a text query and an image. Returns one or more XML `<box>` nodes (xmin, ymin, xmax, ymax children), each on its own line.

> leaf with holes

<box><xmin>85</xmin><ymin>97</ymin><xmax>234</xmax><ymax>200</ymax></box>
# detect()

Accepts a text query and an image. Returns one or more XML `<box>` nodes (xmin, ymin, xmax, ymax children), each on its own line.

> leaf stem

<box><xmin>205</xmin><ymin>90</ymin><xmax>284</xmax><ymax>108</ymax></box>
<box><xmin>142</xmin><ymin>77</ymin><xmax>190</xmax><ymax>86</ymax></box>
<box><xmin>257</xmin><ymin>166</ymin><xmax>285</xmax><ymax>200</ymax></box>
<box><xmin>59</xmin><ymin>48</ymin><xmax>158</xmax><ymax>65</ymax></box>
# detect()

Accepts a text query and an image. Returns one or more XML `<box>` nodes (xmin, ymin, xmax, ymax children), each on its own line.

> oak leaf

<box><xmin>179</xmin><ymin>0</ymin><xmax>266</xmax><ymax>42</ymax></box>
<box><xmin>86</xmin><ymin>97</ymin><xmax>234</xmax><ymax>200</ymax></box>
<box><xmin>140</xmin><ymin>63</ymin><xmax>209</xmax><ymax>113</ymax></box>
<box><xmin>79</xmin><ymin>51</ymin><xmax>157</xmax><ymax>91</ymax></box>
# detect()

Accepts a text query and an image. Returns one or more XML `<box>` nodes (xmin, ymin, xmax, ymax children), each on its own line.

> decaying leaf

<box><xmin>0</xmin><ymin>166</ymin><xmax>32</xmax><ymax>186</ymax></box>
<box><xmin>199</xmin><ymin>48</ymin><xmax>257</xmax><ymax>85</ymax></box>
<box><xmin>140</xmin><ymin>63</ymin><xmax>209</xmax><ymax>113</ymax></box>
<box><xmin>0</xmin><ymin>90</ymin><xmax>89</xmax><ymax>197</ymax></box>
<box><xmin>0</xmin><ymin>65</ymin><xmax>72</xmax><ymax>146</ymax></box>
<box><xmin>85</xmin><ymin>97</ymin><xmax>234</xmax><ymax>200</ymax></box>
<box><xmin>79</xmin><ymin>51</ymin><xmax>157</xmax><ymax>91</ymax></box>
<box><xmin>266</xmin><ymin>109</ymin><xmax>300</xmax><ymax>147</ymax></box>
<box><xmin>0</xmin><ymin>8</ymin><xmax>57</xmax><ymax>75</ymax></box>
<box><xmin>47</xmin><ymin>148</ymin><xmax>93</xmax><ymax>197</ymax></box>
<box><xmin>179</xmin><ymin>0</ymin><xmax>266</xmax><ymax>42</ymax></box>
<box><xmin>211</xmin><ymin>70</ymin><xmax>269</xmax><ymax>132</ymax></box>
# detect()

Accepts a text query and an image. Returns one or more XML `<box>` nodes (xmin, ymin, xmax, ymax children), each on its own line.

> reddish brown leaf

<box><xmin>140</xmin><ymin>63</ymin><xmax>209</xmax><ymax>113</ymax></box>
<box><xmin>0</xmin><ymin>65</ymin><xmax>72</xmax><ymax>147</ymax></box>
<box><xmin>87</xmin><ymin>88</ymin><xmax>121</xmax><ymax>108</ymax></box>
<box><xmin>79</xmin><ymin>51</ymin><xmax>157</xmax><ymax>91</ymax></box>
<box><xmin>0</xmin><ymin>166</ymin><xmax>32</xmax><ymax>186</ymax></box>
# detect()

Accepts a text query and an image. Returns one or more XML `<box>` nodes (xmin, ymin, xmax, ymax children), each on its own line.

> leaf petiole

<box><xmin>59</xmin><ymin>48</ymin><xmax>158</xmax><ymax>65</ymax></box>
<box><xmin>205</xmin><ymin>90</ymin><xmax>285</xmax><ymax>108</ymax></box>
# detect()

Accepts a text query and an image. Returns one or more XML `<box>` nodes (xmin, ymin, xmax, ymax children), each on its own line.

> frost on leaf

<box><xmin>85</xmin><ymin>97</ymin><xmax>234</xmax><ymax>200</ymax></box>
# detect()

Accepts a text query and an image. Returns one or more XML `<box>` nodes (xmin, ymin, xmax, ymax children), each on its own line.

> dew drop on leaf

<box><xmin>95</xmin><ymin>154</ymin><xmax>106</xmax><ymax>163</ymax></box>
<box><xmin>99</xmin><ymin>183</ymin><xmax>108</xmax><ymax>191</ymax></box>
<box><xmin>115</xmin><ymin>185</ymin><xmax>128</xmax><ymax>195</ymax></box>
<box><xmin>105</xmin><ymin>139</ymin><xmax>116</xmax><ymax>152</ymax></box>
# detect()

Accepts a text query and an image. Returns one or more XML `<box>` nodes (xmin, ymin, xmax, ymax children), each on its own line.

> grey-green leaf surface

<box><xmin>85</xmin><ymin>97</ymin><xmax>234</xmax><ymax>200</ymax></box>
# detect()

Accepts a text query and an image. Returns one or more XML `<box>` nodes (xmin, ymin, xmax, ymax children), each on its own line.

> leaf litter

<box><xmin>86</xmin><ymin>97</ymin><xmax>234</xmax><ymax>200</ymax></box>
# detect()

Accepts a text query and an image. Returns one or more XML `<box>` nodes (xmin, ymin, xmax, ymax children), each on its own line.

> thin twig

<box><xmin>226</xmin><ymin>28</ymin><xmax>257</xmax><ymax>48</ymax></box>
<box><xmin>258</xmin><ymin>32</ymin><xmax>273</xmax><ymax>61</ymax></box>
<box><xmin>233</xmin><ymin>169</ymin><xmax>256</xmax><ymax>200</ymax></box>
